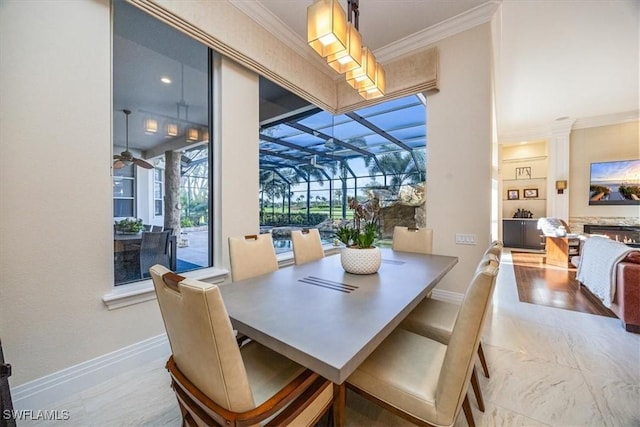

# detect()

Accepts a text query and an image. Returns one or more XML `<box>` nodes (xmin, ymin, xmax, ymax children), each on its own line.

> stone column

<box><xmin>548</xmin><ymin>117</ymin><xmax>574</xmax><ymax>220</ymax></box>
<box><xmin>164</xmin><ymin>150</ymin><xmax>181</xmax><ymax>236</ymax></box>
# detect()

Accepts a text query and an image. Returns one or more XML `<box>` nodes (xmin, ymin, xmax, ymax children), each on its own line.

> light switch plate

<box><xmin>455</xmin><ymin>233</ymin><xmax>477</xmax><ymax>245</ymax></box>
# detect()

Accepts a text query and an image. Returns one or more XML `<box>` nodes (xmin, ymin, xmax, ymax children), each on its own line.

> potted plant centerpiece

<box><xmin>336</xmin><ymin>197</ymin><xmax>382</xmax><ymax>274</ymax></box>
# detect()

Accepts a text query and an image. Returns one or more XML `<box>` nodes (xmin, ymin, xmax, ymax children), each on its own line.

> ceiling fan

<box><xmin>113</xmin><ymin>109</ymin><xmax>154</xmax><ymax>170</ymax></box>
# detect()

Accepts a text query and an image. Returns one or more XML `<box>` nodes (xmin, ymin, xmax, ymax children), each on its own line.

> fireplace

<box><xmin>583</xmin><ymin>224</ymin><xmax>640</xmax><ymax>248</ymax></box>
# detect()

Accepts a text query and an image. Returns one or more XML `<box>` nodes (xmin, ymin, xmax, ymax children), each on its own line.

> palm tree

<box><xmin>367</xmin><ymin>151</ymin><xmax>425</xmax><ymax>193</ymax></box>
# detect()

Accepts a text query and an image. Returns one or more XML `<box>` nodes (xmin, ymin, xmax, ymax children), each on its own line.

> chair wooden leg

<box><xmin>470</xmin><ymin>367</ymin><xmax>485</xmax><ymax>412</ymax></box>
<box><xmin>333</xmin><ymin>383</ymin><xmax>346</xmax><ymax>427</ymax></box>
<box><xmin>477</xmin><ymin>342</ymin><xmax>490</xmax><ymax>378</ymax></box>
<box><xmin>462</xmin><ymin>393</ymin><xmax>476</xmax><ymax>427</ymax></box>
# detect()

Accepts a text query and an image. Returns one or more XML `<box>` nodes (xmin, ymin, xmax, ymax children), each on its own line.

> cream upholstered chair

<box><xmin>346</xmin><ymin>263</ymin><xmax>499</xmax><ymax>427</ymax></box>
<box><xmin>228</xmin><ymin>233</ymin><xmax>279</xmax><ymax>282</ymax></box>
<box><xmin>398</xmin><ymin>241</ymin><xmax>503</xmax><ymax>413</ymax></box>
<box><xmin>392</xmin><ymin>226</ymin><xmax>434</xmax><ymax>254</ymax></box>
<box><xmin>291</xmin><ymin>228</ymin><xmax>324</xmax><ymax>265</ymax></box>
<box><xmin>150</xmin><ymin>265</ymin><xmax>333</xmax><ymax>427</ymax></box>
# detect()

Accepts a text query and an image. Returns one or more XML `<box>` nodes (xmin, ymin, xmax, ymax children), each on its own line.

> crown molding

<box><xmin>231</xmin><ymin>0</ymin><xmax>501</xmax><ymax>76</ymax></box>
<box><xmin>498</xmin><ymin>110</ymin><xmax>639</xmax><ymax>143</ymax></box>
<box><xmin>228</xmin><ymin>0</ymin><xmax>336</xmax><ymax>79</ymax></box>
<box><xmin>375</xmin><ymin>1</ymin><xmax>501</xmax><ymax>63</ymax></box>
<box><xmin>498</xmin><ymin>125</ymin><xmax>551</xmax><ymax>144</ymax></box>
<box><xmin>573</xmin><ymin>109</ymin><xmax>639</xmax><ymax>130</ymax></box>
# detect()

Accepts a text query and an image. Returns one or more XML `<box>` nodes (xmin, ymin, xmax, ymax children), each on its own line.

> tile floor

<box><xmin>21</xmin><ymin>249</ymin><xmax>640</xmax><ymax>426</ymax></box>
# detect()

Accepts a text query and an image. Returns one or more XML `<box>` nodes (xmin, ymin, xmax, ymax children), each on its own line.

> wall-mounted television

<box><xmin>589</xmin><ymin>159</ymin><xmax>640</xmax><ymax>205</ymax></box>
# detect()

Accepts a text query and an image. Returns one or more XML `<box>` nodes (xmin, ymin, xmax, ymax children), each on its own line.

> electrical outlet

<box><xmin>455</xmin><ymin>233</ymin><xmax>477</xmax><ymax>245</ymax></box>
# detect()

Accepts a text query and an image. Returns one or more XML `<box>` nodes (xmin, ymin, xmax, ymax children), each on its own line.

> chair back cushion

<box><xmin>392</xmin><ymin>226</ymin><xmax>433</xmax><ymax>254</ymax></box>
<box><xmin>150</xmin><ymin>264</ymin><xmax>256</xmax><ymax>413</ymax></box>
<box><xmin>291</xmin><ymin>229</ymin><xmax>325</xmax><ymax>265</ymax></box>
<box><xmin>228</xmin><ymin>234</ymin><xmax>278</xmax><ymax>282</ymax></box>
<box><xmin>435</xmin><ymin>264</ymin><xmax>498</xmax><ymax>423</ymax></box>
<box><xmin>483</xmin><ymin>240</ymin><xmax>503</xmax><ymax>260</ymax></box>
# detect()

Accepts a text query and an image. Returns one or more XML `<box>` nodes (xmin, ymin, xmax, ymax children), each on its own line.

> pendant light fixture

<box><xmin>307</xmin><ymin>0</ymin><xmax>385</xmax><ymax>99</ymax></box>
<box><xmin>326</xmin><ymin>0</ymin><xmax>362</xmax><ymax>73</ymax></box>
<box><xmin>358</xmin><ymin>65</ymin><xmax>386</xmax><ymax>99</ymax></box>
<box><xmin>307</xmin><ymin>0</ymin><xmax>348</xmax><ymax>58</ymax></box>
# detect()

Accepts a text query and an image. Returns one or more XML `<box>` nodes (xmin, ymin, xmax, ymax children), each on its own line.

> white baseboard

<box><xmin>431</xmin><ymin>288</ymin><xmax>464</xmax><ymax>304</ymax></box>
<box><xmin>12</xmin><ymin>334</ymin><xmax>170</xmax><ymax>411</ymax></box>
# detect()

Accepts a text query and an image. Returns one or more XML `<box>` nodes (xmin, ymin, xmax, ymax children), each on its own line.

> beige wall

<box><xmin>0</xmin><ymin>2</ymin><xmax>493</xmax><ymax>384</ymax></box>
<box><xmin>215</xmin><ymin>57</ymin><xmax>260</xmax><ymax>269</ymax></box>
<box><xmin>0</xmin><ymin>0</ymin><xmax>165</xmax><ymax>384</ymax></box>
<box><xmin>0</xmin><ymin>1</ymin><xmax>260</xmax><ymax>385</ymax></box>
<box><xmin>427</xmin><ymin>24</ymin><xmax>493</xmax><ymax>294</ymax></box>
<box><xmin>570</xmin><ymin>121</ymin><xmax>640</xmax><ymax>222</ymax></box>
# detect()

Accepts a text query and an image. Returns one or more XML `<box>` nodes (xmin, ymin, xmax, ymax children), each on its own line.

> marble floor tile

<box><xmin>482</xmin><ymin>345</ymin><xmax>606</xmax><ymax>426</ymax></box>
<box><xmin>579</xmin><ymin>368</ymin><xmax>640</xmax><ymax>426</ymax></box>
<box><xmin>482</xmin><ymin>310</ymin><xmax>579</xmax><ymax>368</ymax></box>
<box><xmin>562</xmin><ymin>326</ymin><xmax>640</xmax><ymax>384</ymax></box>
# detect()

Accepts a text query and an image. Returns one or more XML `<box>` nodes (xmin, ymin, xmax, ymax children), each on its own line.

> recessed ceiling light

<box><xmin>160</xmin><ymin>76</ymin><xmax>172</xmax><ymax>84</ymax></box>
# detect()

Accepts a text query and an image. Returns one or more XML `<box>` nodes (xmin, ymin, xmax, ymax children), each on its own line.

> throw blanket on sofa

<box><xmin>576</xmin><ymin>236</ymin><xmax>634</xmax><ymax>308</ymax></box>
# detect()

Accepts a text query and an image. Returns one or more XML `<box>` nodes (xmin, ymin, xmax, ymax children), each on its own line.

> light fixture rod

<box><xmin>348</xmin><ymin>0</ymin><xmax>359</xmax><ymax>29</ymax></box>
<box><xmin>123</xmin><ymin>109</ymin><xmax>131</xmax><ymax>150</ymax></box>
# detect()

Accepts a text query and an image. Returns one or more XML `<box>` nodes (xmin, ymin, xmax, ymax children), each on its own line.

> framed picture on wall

<box><xmin>507</xmin><ymin>190</ymin><xmax>519</xmax><ymax>200</ymax></box>
<box><xmin>515</xmin><ymin>166</ymin><xmax>532</xmax><ymax>179</ymax></box>
<box><xmin>524</xmin><ymin>188</ymin><xmax>538</xmax><ymax>198</ymax></box>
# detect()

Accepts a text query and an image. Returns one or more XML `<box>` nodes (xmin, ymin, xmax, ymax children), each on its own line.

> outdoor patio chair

<box><xmin>139</xmin><ymin>231</ymin><xmax>171</xmax><ymax>278</ymax></box>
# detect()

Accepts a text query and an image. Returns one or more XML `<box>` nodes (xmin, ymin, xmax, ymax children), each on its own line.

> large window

<box><xmin>113</xmin><ymin>1</ymin><xmax>212</xmax><ymax>285</ymax></box>
<box><xmin>258</xmin><ymin>87</ymin><xmax>427</xmax><ymax>252</ymax></box>
<box><xmin>113</xmin><ymin>164</ymin><xmax>135</xmax><ymax>218</ymax></box>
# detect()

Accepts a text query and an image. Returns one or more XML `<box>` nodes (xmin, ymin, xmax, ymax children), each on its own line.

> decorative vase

<box><xmin>340</xmin><ymin>246</ymin><xmax>381</xmax><ymax>275</ymax></box>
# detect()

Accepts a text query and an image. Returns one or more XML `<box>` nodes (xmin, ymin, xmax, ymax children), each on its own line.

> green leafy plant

<box><xmin>356</xmin><ymin>221</ymin><xmax>379</xmax><ymax>248</ymax></box>
<box><xmin>115</xmin><ymin>217</ymin><xmax>144</xmax><ymax>233</ymax></box>
<box><xmin>335</xmin><ymin>221</ymin><xmax>379</xmax><ymax>249</ymax></box>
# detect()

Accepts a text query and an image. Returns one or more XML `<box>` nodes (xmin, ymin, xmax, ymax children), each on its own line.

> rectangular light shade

<box><xmin>166</xmin><ymin>123</ymin><xmax>178</xmax><ymax>137</ymax></box>
<box><xmin>144</xmin><ymin>118</ymin><xmax>158</xmax><ymax>134</ymax></box>
<box><xmin>346</xmin><ymin>47</ymin><xmax>376</xmax><ymax>90</ymax></box>
<box><xmin>187</xmin><ymin>128</ymin><xmax>199</xmax><ymax>141</ymax></box>
<box><xmin>359</xmin><ymin>66</ymin><xmax>386</xmax><ymax>100</ymax></box>
<box><xmin>326</xmin><ymin>23</ymin><xmax>362</xmax><ymax>74</ymax></box>
<box><xmin>307</xmin><ymin>0</ymin><xmax>348</xmax><ymax>57</ymax></box>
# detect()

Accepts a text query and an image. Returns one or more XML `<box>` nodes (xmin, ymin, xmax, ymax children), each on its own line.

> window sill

<box><xmin>102</xmin><ymin>267</ymin><xmax>229</xmax><ymax>310</ymax></box>
<box><xmin>276</xmin><ymin>244</ymin><xmax>342</xmax><ymax>268</ymax></box>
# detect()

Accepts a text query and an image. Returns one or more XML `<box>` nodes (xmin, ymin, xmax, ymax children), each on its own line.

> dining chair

<box><xmin>228</xmin><ymin>233</ymin><xmax>279</xmax><ymax>282</ymax></box>
<box><xmin>392</xmin><ymin>226</ymin><xmax>433</xmax><ymax>254</ymax></box>
<box><xmin>139</xmin><ymin>230</ymin><xmax>171</xmax><ymax>278</ymax></box>
<box><xmin>151</xmin><ymin>225</ymin><xmax>163</xmax><ymax>232</ymax></box>
<box><xmin>484</xmin><ymin>240</ymin><xmax>503</xmax><ymax>259</ymax></box>
<box><xmin>291</xmin><ymin>228</ymin><xmax>324</xmax><ymax>265</ymax></box>
<box><xmin>346</xmin><ymin>263</ymin><xmax>499</xmax><ymax>427</ymax></box>
<box><xmin>398</xmin><ymin>246</ymin><xmax>502</xmax><ymax>413</ymax></box>
<box><xmin>149</xmin><ymin>265</ymin><xmax>333</xmax><ymax>427</ymax></box>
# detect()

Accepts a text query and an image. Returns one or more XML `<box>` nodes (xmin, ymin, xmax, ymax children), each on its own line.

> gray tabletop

<box><xmin>220</xmin><ymin>248</ymin><xmax>458</xmax><ymax>384</ymax></box>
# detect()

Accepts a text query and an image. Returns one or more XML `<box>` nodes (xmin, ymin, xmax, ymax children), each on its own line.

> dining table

<box><xmin>219</xmin><ymin>247</ymin><xmax>458</xmax><ymax>426</ymax></box>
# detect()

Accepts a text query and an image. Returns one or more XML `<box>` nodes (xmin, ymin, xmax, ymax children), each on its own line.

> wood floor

<box><xmin>511</xmin><ymin>251</ymin><xmax>617</xmax><ymax>317</ymax></box>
